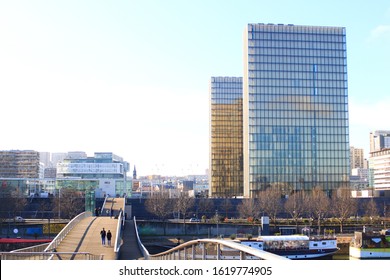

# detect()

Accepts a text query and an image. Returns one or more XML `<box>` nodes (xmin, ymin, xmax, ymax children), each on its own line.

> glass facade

<box><xmin>210</xmin><ymin>77</ymin><xmax>244</xmax><ymax>197</ymax></box>
<box><xmin>243</xmin><ymin>24</ymin><xmax>350</xmax><ymax>197</ymax></box>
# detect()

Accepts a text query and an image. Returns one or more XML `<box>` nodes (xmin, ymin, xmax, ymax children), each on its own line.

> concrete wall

<box><xmin>137</xmin><ymin>220</ymin><xmax>260</xmax><ymax>237</ymax></box>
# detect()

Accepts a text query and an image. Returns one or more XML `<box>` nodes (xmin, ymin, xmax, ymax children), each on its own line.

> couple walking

<box><xmin>100</xmin><ymin>228</ymin><xmax>112</xmax><ymax>246</ymax></box>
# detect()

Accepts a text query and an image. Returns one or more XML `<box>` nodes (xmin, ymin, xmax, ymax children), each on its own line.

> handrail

<box><xmin>148</xmin><ymin>238</ymin><xmax>289</xmax><ymax>260</ymax></box>
<box><xmin>11</xmin><ymin>243</ymin><xmax>50</xmax><ymax>253</ymax></box>
<box><xmin>1</xmin><ymin>251</ymin><xmax>103</xmax><ymax>260</ymax></box>
<box><xmin>113</xmin><ymin>198</ymin><xmax>126</xmax><ymax>259</ymax></box>
<box><xmin>133</xmin><ymin>217</ymin><xmax>150</xmax><ymax>259</ymax></box>
<box><xmin>114</xmin><ymin>210</ymin><xmax>123</xmax><ymax>258</ymax></box>
<box><xmin>101</xmin><ymin>195</ymin><xmax>108</xmax><ymax>215</ymax></box>
<box><xmin>44</xmin><ymin>211</ymin><xmax>92</xmax><ymax>253</ymax></box>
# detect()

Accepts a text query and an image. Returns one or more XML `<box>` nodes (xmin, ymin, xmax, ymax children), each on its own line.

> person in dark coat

<box><xmin>106</xmin><ymin>230</ymin><xmax>112</xmax><ymax>246</ymax></box>
<box><xmin>100</xmin><ymin>228</ymin><xmax>106</xmax><ymax>245</ymax></box>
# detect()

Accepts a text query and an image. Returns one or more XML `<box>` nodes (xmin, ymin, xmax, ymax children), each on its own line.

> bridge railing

<box><xmin>11</xmin><ymin>243</ymin><xmax>51</xmax><ymax>253</ymax></box>
<box><xmin>0</xmin><ymin>252</ymin><xmax>103</xmax><ymax>260</ymax></box>
<box><xmin>146</xmin><ymin>238</ymin><xmax>290</xmax><ymax>260</ymax></box>
<box><xmin>113</xmin><ymin>199</ymin><xmax>126</xmax><ymax>259</ymax></box>
<box><xmin>132</xmin><ymin>217</ymin><xmax>287</xmax><ymax>261</ymax></box>
<box><xmin>133</xmin><ymin>217</ymin><xmax>150</xmax><ymax>259</ymax></box>
<box><xmin>43</xmin><ymin>211</ymin><xmax>92</xmax><ymax>253</ymax></box>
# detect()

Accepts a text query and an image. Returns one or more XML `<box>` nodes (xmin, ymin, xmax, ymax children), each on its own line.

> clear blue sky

<box><xmin>1</xmin><ymin>0</ymin><xmax>389</xmax><ymax>176</ymax></box>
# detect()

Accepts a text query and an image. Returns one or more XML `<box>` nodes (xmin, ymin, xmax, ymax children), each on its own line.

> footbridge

<box><xmin>133</xmin><ymin>219</ymin><xmax>288</xmax><ymax>261</ymax></box>
<box><xmin>1</xmin><ymin>197</ymin><xmax>140</xmax><ymax>260</ymax></box>
<box><xmin>1</xmin><ymin>200</ymin><xmax>287</xmax><ymax>261</ymax></box>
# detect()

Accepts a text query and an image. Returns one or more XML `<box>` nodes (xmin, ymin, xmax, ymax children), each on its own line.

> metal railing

<box><xmin>132</xmin><ymin>217</ymin><xmax>288</xmax><ymax>261</ymax></box>
<box><xmin>133</xmin><ymin>217</ymin><xmax>150</xmax><ymax>259</ymax></box>
<box><xmin>113</xmin><ymin>198</ymin><xmax>127</xmax><ymax>259</ymax></box>
<box><xmin>147</xmin><ymin>238</ymin><xmax>290</xmax><ymax>260</ymax></box>
<box><xmin>44</xmin><ymin>211</ymin><xmax>92</xmax><ymax>253</ymax></box>
<box><xmin>11</xmin><ymin>243</ymin><xmax>51</xmax><ymax>253</ymax></box>
<box><xmin>1</xmin><ymin>251</ymin><xmax>103</xmax><ymax>260</ymax></box>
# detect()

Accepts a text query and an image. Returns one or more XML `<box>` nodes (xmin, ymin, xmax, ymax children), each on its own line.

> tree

<box><xmin>220</xmin><ymin>197</ymin><xmax>233</xmax><ymax>219</ymax></box>
<box><xmin>174</xmin><ymin>192</ymin><xmax>195</xmax><ymax>222</ymax></box>
<box><xmin>10</xmin><ymin>188</ymin><xmax>28</xmax><ymax>215</ymax></box>
<box><xmin>330</xmin><ymin>187</ymin><xmax>357</xmax><ymax>233</ymax></box>
<box><xmin>237</xmin><ymin>198</ymin><xmax>260</xmax><ymax>220</ymax></box>
<box><xmin>257</xmin><ymin>187</ymin><xmax>284</xmax><ymax>225</ymax></box>
<box><xmin>308</xmin><ymin>186</ymin><xmax>330</xmax><ymax>234</ymax></box>
<box><xmin>197</xmin><ymin>198</ymin><xmax>215</xmax><ymax>219</ymax></box>
<box><xmin>284</xmin><ymin>190</ymin><xmax>308</xmax><ymax>227</ymax></box>
<box><xmin>145</xmin><ymin>191</ymin><xmax>172</xmax><ymax>221</ymax></box>
<box><xmin>362</xmin><ymin>198</ymin><xmax>379</xmax><ymax>225</ymax></box>
<box><xmin>145</xmin><ymin>191</ymin><xmax>172</xmax><ymax>235</ymax></box>
<box><xmin>53</xmin><ymin>188</ymin><xmax>84</xmax><ymax>219</ymax></box>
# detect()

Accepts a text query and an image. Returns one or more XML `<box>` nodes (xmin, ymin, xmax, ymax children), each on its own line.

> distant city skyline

<box><xmin>1</xmin><ymin>1</ymin><xmax>389</xmax><ymax>176</ymax></box>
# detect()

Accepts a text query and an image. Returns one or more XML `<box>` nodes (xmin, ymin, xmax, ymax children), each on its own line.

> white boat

<box><xmin>349</xmin><ymin>229</ymin><xmax>390</xmax><ymax>259</ymax></box>
<box><xmin>240</xmin><ymin>235</ymin><xmax>339</xmax><ymax>259</ymax></box>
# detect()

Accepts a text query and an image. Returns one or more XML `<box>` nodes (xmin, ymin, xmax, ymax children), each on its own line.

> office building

<box><xmin>370</xmin><ymin>130</ymin><xmax>390</xmax><ymax>153</ymax></box>
<box><xmin>56</xmin><ymin>152</ymin><xmax>131</xmax><ymax>197</ymax></box>
<box><xmin>350</xmin><ymin>146</ymin><xmax>365</xmax><ymax>170</ymax></box>
<box><xmin>0</xmin><ymin>150</ymin><xmax>40</xmax><ymax>178</ymax></box>
<box><xmin>369</xmin><ymin>148</ymin><xmax>390</xmax><ymax>190</ymax></box>
<box><xmin>243</xmin><ymin>24</ymin><xmax>350</xmax><ymax>197</ymax></box>
<box><xmin>209</xmin><ymin>77</ymin><xmax>244</xmax><ymax>197</ymax></box>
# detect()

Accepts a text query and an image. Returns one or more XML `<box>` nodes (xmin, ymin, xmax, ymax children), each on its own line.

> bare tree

<box><xmin>284</xmin><ymin>190</ymin><xmax>308</xmax><ymax>227</ymax></box>
<box><xmin>257</xmin><ymin>188</ymin><xmax>284</xmax><ymax>225</ymax></box>
<box><xmin>145</xmin><ymin>191</ymin><xmax>172</xmax><ymax>221</ymax></box>
<box><xmin>330</xmin><ymin>187</ymin><xmax>358</xmax><ymax>233</ymax></box>
<box><xmin>237</xmin><ymin>198</ymin><xmax>260</xmax><ymax>220</ymax></box>
<box><xmin>0</xmin><ymin>186</ymin><xmax>27</xmax><ymax>221</ymax></box>
<box><xmin>10</xmin><ymin>188</ymin><xmax>27</xmax><ymax>215</ymax></box>
<box><xmin>174</xmin><ymin>192</ymin><xmax>195</xmax><ymax>222</ymax></box>
<box><xmin>220</xmin><ymin>197</ymin><xmax>233</xmax><ymax>219</ymax></box>
<box><xmin>362</xmin><ymin>198</ymin><xmax>379</xmax><ymax>225</ymax></box>
<box><xmin>198</xmin><ymin>198</ymin><xmax>215</xmax><ymax>220</ymax></box>
<box><xmin>53</xmin><ymin>188</ymin><xmax>84</xmax><ymax>219</ymax></box>
<box><xmin>308</xmin><ymin>186</ymin><xmax>330</xmax><ymax>234</ymax></box>
<box><xmin>145</xmin><ymin>191</ymin><xmax>173</xmax><ymax>235</ymax></box>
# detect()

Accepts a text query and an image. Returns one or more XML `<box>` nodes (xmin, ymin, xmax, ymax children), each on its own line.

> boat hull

<box><xmin>349</xmin><ymin>246</ymin><xmax>390</xmax><ymax>259</ymax></box>
<box><xmin>267</xmin><ymin>248</ymin><xmax>338</xmax><ymax>259</ymax></box>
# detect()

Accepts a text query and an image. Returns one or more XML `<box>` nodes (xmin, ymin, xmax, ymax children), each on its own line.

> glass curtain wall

<box><xmin>210</xmin><ymin>77</ymin><xmax>244</xmax><ymax>197</ymax></box>
<box><xmin>243</xmin><ymin>24</ymin><xmax>350</xmax><ymax>197</ymax></box>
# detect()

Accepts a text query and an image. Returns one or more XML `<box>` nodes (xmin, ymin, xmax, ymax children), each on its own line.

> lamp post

<box><xmin>58</xmin><ymin>187</ymin><xmax>61</xmax><ymax>220</ymax></box>
<box><xmin>215</xmin><ymin>209</ymin><xmax>219</xmax><ymax>237</ymax></box>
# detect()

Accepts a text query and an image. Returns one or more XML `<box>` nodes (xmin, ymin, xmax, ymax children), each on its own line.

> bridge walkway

<box><xmin>53</xmin><ymin>216</ymin><xmax>118</xmax><ymax>260</ymax></box>
<box><xmin>118</xmin><ymin>219</ymin><xmax>144</xmax><ymax>260</ymax></box>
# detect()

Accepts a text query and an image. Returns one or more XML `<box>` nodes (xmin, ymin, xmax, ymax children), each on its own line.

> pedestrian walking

<box><xmin>100</xmin><ymin>228</ymin><xmax>106</xmax><ymax>245</ymax></box>
<box><xmin>110</xmin><ymin>208</ymin><xmax>114</xmax><ymax>218</ymax></box>
<box><xmin>107</xmin><ymin>230</ymin><xmax>112</xmax><ymax>246</ymax></box>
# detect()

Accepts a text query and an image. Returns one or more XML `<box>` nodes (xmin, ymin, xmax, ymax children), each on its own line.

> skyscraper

<box><xmin>243</xmin><ymin>24</ymin><xmax>350</xmax><ymax>197</ymax></box>
<box><xmin>209</xmin><ymin>77</ymin><xmax>244</xmax><ymax>197</ymax></box>
<box><xmin>370</xmin><ymin>130</ymin><xmax>390</xmax><ymax>153</ymax></box>
<box><xmin>350</xmin><ymin>146</ymin><xmax>365</xmax><ymax>170</ymax></box>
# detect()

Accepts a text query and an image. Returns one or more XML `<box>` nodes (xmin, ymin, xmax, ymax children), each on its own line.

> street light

<box><xmin>215</xmin><ymin>209</ymin><xmax>219</xmax><ymax>237</ymax></box>
<box><xmin>58</xmin><ymin>187</ymin><xmax>61</xmax><ymax>220</ymax></box>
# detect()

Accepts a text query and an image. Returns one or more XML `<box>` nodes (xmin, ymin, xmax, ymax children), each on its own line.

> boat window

<box><xmin>313</xmin><ymin>243</ymin><xmax>318</xmax><ymax>246</ymax></box>
<box><xmin>322</xmin><ymin>242</ymin><xmax>326</xmax><ymax>245</ymax></box>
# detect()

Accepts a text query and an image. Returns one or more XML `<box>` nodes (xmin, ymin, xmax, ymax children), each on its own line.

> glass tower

<box><xmin>243</xmin><ymin>24</ymin><xmax>350</xmax><ymax>197</ymax></box>
<box><xmin>210</xmin><ymin>77</ymin><xmax>244</xmax><ymax>197</ymax></box>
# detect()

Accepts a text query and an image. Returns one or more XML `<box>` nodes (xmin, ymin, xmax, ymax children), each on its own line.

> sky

<box><xmin>0</xmin><ymin>0</ymin><xmax>389</xmax><ymax>177</ymax></box>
